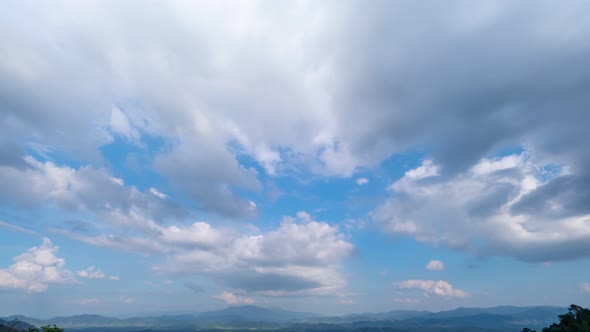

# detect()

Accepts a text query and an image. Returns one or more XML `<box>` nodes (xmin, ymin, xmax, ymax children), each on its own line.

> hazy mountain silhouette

<box><xmin>1</xmin><ymin>305</ymin><xmax>565</xmax><ymax>331</ymax></box>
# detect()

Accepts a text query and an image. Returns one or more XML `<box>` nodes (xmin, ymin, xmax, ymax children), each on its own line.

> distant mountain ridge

<box><xmin>1</xmin><ymin>305</ymin><xmax>566</xmax><ymax>331</ymax></box>
<box><xmin>1</xmin><ymin>306</ymin><xmax>317</xmax><ymax>328</ymax></box>
<box><xmin>0</xmin><ymin>317</ymin><xmax>36</xmax><ymax>332</ymax></box>
<box><xmin>197</xmin><ymin>304</ymin><xmax>318</xmax><ymax>323</ymax></box>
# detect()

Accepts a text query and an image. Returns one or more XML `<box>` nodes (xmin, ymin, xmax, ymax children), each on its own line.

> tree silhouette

<box><xmin>40</xmin><ymin>325</ymin><xmax>64</xmax><ymax>332</ymax></box>
<box><xmin>23</xmin><ymin>325</ymin><xmax>64</xmax><ymax>332</ymax></box>
<box><xmin>522</xmin><ymin>304</ymin><xmax>590</xmax><ymax>332</ymax></box>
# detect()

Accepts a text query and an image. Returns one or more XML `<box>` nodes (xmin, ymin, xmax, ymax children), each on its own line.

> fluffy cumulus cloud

<box><xmin>373</xmin><ymin>153</ymin><xmax>590</xmax><ymax>262</ymax></box>
<box><xmin>580</xmin><ymin>283</ymin><xmax>590</xmax><ymax>294</ymax></box>
<box><xmin>0</xmin><ymin>238</ymin><xmax>74</xmax><ymax>292</ymax></box>
<box><xmin>0</xmin><ymin>238</ymin><xmax>118</xmax><ymax>293</ymax></box>
<box><xmin>54</xmin><ymin>211</ymin><xmax>353</xmax><ymax>296</ymax></box>
<box><xmin>426</xmin><ymin>260</ymin><xmax>445</xmax><ymax>271</ymax></box>
<box><xmin>214</xmin><ymin>291</ymin><xmax>256</xmax><ymax>305</ymax></box>
<box><xmin>77</xmin><ymin>266</ymin><xmax>119</xmax><ymax>280</ymax></box>
<box><xmin>160</xmin><ymin>213</ymin><xmax>353</xmax><ymax>295</ymax></box>
<box><xmin>397</xmin><ymin>280</ymin><xmax>468</xmax><ymax>298</ymax></box>
<box><xmin>356</xmin><ymin>178</ymin><xmax>369</xmax><ymax>186</ymax></box>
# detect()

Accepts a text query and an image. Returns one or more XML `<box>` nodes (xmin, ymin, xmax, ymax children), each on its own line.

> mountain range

<box><xmin>1</xmin><ymin>305</ymin><xmax>566</xmax><ymax>332</ymax></box>
<box><xmin>0</xmin><ymin>318</ymin><xmax>35</xmax><ymax>332</ymax></box>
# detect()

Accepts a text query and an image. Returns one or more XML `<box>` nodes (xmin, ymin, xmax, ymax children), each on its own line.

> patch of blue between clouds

<box><xmin>99</xmin><ymin>134</ymin><xmax>168</xmax><ymax>191</ymax></box>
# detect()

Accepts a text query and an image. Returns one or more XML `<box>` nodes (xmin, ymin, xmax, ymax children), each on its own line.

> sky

<box><xmin>1</xmin><ymin>0</ymin><xmax>590</xmax><ymax>318</ymax></box>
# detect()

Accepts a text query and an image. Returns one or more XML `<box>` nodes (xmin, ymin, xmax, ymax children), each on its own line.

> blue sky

<box><xmin>1</xmin><ymin>0</ymin><xmax>590</xmax><ymax>318</ymax></box>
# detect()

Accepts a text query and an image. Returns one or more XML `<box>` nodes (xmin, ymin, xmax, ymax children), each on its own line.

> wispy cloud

<box><xmin>214</xmin><ymin>291</ymin><xmax>255</xmax><ymax>305</ymax></box>
<box><xmin>77</xmin><ymin>266</ymin><xmax>118</xmax><ymax>280</ymax></box>
<box><xmin>397</xmin><ymin>280</ymin><xmax>469</xmax><ymax>298</ymax></box>
<box><xmin>426</xmin><ymin>260</ymin><xmax>445</xmax><ymax>271</ymax></box>
<box><xmin>0</xmin><ymin>221</ymin><xmax>39</xmax><ymax>236</ymax></box>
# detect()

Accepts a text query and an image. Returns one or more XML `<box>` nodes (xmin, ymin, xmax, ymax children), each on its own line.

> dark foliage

<box><xmin>522</xmin><ymin>305</ymin><xmax>590</xmax><ymax>332</ymax></box>
<box><xmin>27</xmin><ymin>325</ymin><xmax>64</xmax><ymax>332</ymax></box>
<box><xmin>0</xmin><ymin>325</ymin><xmax>20</xmax><ymax>332</ymax></box>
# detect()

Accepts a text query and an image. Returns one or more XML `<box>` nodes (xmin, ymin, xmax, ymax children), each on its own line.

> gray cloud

<box><xmin>0</xmin><ymin>0</ymin><xmax>589</xmax><ymax>262</ymax></box>
<box><xmin>0</xmin><ymin>156</ymin><xmax>187</xmax><ymax>223</ymax></box>
<box><xmin>54</xmin><ymin>212</ymin><xmax>354</xmax><ymax>295</ymax></box>
<box><xmin>330</xmin><ymin>1</ymin><xmax>590</xmax><ymax>177</ymax></box>
<box><xmin>154</xmin><ymin>138</ymin><xmax>261</xmax><ymax>218</ymax></box>
<box><xmin>373</xmin><ymin>155</ymin><xmax>590</xmax><ymax>262</ymax></box>
<box><xmin>157</xmin><ymin>212</ymin><xmax>354</xmax><ymax>294</ymax></box>
<box><xmin>221</xmin><ymin>272</ymin><xmax>323</xmax><ymax>293</ymax></box>
<box><xmin>2</xmin><ymin>1</ymin><xmax>589</xmax><ymax>177</ymax></box>
<box><xmin>511</xmin><ymin>174</ymin><xmax>590</xmax><ymax>219</ymax></box>
<box><xmin>0</xmin><ymin>138</ymin><xmax>26</xmax><ymax>168</ymax></box>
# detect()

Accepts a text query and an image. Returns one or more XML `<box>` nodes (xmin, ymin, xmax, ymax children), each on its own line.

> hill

<box><xmin>0</xmin><ymin>318</ymin><xmax>36</xmax><ymax>332</ymax></box>
<box><xmin>1</xmin><ymin>305</ymin><xmax>566</xmax><ymax>331</ymax></box>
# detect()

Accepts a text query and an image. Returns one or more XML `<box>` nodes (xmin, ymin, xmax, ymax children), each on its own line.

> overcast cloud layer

<box><xmin>1</xmin><ymin>0</ymin><xmax>589</xmax><ymax>315</ymax></box>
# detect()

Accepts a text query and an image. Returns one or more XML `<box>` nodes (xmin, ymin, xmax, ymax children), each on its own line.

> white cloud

<box><xmin>0</xmin><ymin>155</ymin><xmax>186</xmax><ymax>223</ymax></box>
<box><xmin>397</xmin><ymin>280</ymin><xmax>468</xmax><ymax>298</ymax></box>
<box><xmin>0</xmin><ymin>238</ymin><xmax>76</xmax><ymax>292</ymax></box>
<box><xmin>0</xmin><ymin>239</ymin><xmax>118</xmax><ymax>293</ymax></box>
<box><xmin>1</xmin><ymin>0</ymin><xmax>589</xmax><ymax>308</ymax></box>
<box><xmin>296</xmin><ymin>211</ymin><xmax>313</xmax><ymax>223</ymax></box>
<box><xmin>580</xmin><ymin>283</ymin><xmax>590</xmax><ymax>293</ymax></box>
<box><xmin>426</xmin><ymin>260</ymin><xmax>445</xmax><ymax>271</ymax></box>
<box><xmin>77</xmin><ymin>266</ymin><xmax>119</xmax><ymax>281</ymax></box>
<box><xmin>77</xmin><ymin>266</ymin><xmax>106</xmax><ymax>279</ymax></box>
<box><xmin>1</xmin><ymin>0</ymin><xmax>589</xmax><ymax>223</ymax></box>
<box><xmin>54</xmin><ymin>211</ymin><xmax>353</xmax><ymax>296</ymax></box>
<box><xmin>373</xmin><ymin>154</ymin><xmax>590</xmax><ymax>262</ymax></box>
<box><xmin>403</xmin><ymin>160</ymin><xmax>439</xmax><ymax>180</ymax></box>
<box><xmin>214</xmin><ymin>291</ymin><xmax>255</xmax><ymax>305</ymax></box>
<box><xmin>356</xmin><ymin>177</ymin><xmax>369</xmax><ymax>186</ymax></box>
<box><xmin>110</xmin><ymin>107</ymin><xmax>140</xmax><ymax>142</ymax></box>
<box><xmin>158</xmin><ymin>212</ymin><xmax>354</xmax><ymax>295</ymax></box>
<box><xmin>149</xmin><ymin>187</ymin><xmax>167</xmax><ymax>199</ymax></box>
<box><xmin>0</xmin><ymin>220</ymin><xmax>39</xmax><ymax>236</ymax></box>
